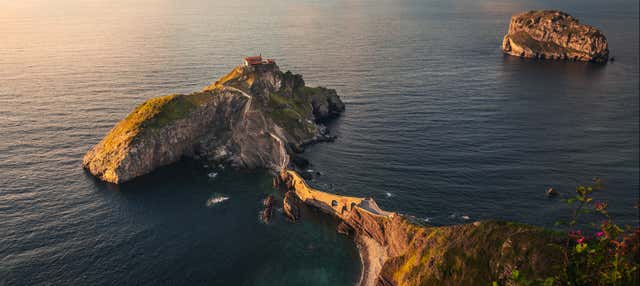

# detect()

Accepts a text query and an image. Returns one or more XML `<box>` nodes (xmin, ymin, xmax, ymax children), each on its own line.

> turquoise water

<box><xmin>1</xmin><ymin>0</ymin><xmax>638</xmax><ymax>285</ymax></box>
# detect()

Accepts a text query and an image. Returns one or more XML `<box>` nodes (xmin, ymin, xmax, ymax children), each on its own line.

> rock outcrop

<box><xmin>276</xmin><ymin>170</ymin><xmax>564</xmax><ymax>286</ymax></box>
<box><xmin>502</xmin><ymin>10</ymin><xmax>609</xmax><ymax>62</ymax></box>
<box><xmin>83</xmin><ymin>62</ymin><xmax>344</xmax><ymax>183</ymax></box>
<box><xmin>259</xmin><ymin>195</ymin><xmax>275</xmax><ymax>223</ymax></box>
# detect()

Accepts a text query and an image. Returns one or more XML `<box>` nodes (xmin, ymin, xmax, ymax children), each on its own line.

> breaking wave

<box><xmin>206</xmin><ymin>195</ymin><xmax>229</xmax><ymax>207</ymax></box>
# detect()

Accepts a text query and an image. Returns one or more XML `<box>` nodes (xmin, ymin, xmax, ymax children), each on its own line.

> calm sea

<box><xmin>1</xmin><ymin>0</ymin><xmax>638</xmax><ymax>285</ymax></box>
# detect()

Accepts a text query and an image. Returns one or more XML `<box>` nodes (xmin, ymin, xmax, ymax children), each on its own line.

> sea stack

<box><xmin>502</xmin><ymin>10</ymin><xmax>609</xmax><ymax>62</ymax></box>
<box><xmin>83</xmin><ymin>57</ymin><xmax>344</xmax><ymax>184</ymax></box>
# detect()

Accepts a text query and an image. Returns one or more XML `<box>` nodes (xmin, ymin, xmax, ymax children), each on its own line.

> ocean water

<box><xmin>1</xmin><ymin>0</ymin><xmax>638</xmax><ymax>285</ymax></box>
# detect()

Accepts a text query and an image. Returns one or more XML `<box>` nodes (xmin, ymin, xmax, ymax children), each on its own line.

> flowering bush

<box><xmin>496</xmin><ymin>178</ymin><xmax>639</xmax><ymax>285</ymax></box>
<box><xmin>560</xmin><ymin>179</ymin><xmax>639</xmax><ymax>285</ymax></box>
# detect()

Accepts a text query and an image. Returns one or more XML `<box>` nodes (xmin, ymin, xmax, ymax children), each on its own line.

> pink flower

<box><xmin>595</xmin><ymin>201</ymin><xmax>608</xmax><ymax>211</ymax></box>
<box><xmin>596</xmin><ymin>231</ymin><xmax>605</xmax><ymax>238</ymax></box>
<box><xmin>577</xmin><ymin>237</ymin><xmax>585</xmax><ymax>244</ymax></box>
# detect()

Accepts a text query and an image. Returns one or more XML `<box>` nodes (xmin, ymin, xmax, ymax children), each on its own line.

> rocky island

<box><xmin>502</xmin><ymin>10</ymin><xmax>609</xmax><ymax>62</ymax></box>
<box><xmin>83</xmin><ymin>57</ymin><xmax>344</xmax><ymax>183</ymax></box>
<box><xmin>276</xmin><ymin>170</ymin><xmax>564</xmax><ymax>286</ymax></box>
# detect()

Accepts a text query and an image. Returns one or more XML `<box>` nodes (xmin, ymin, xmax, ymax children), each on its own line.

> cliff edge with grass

<box><xmin>276</xmin><ymin>170</ymin><xmax>565</xmax><ymax>286</ymax></box>
<box><xmin>83</xmin><ymin>61</ymin><xmax>344</xmax><ymax>183</ymax></box>
<box><xmin>502</xmin><ymin>10</ymin><xmax>609</xmax><ymax>62</ymax></box>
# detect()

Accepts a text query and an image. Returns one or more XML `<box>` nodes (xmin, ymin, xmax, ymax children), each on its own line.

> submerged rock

<box><xmin>502</xmin><ymin>10</ymin><xmax>609</xmax><ymax>62</ymax></box>
<box><xmin>83</xmin><ymin>61</ymin><xmax>344</xmax><ymax>183</ymax></box>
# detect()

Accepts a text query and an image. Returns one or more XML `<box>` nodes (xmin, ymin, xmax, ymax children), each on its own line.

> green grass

<box><xmin>100</xmin><ymin>92</ymin><xmax>213</xmax><ymax>154</ymax></box>
<box><xmin>203</xmin><ymin>66</ymin><xmax>255</xmax><ymax>92</ymax></box>
<box><xmin>139</xmin><ymin>92</ymin><xmax>211</xmax><ymax>129</ymax></box>
<box><xmin>386</xmin><ymin>220</ymin><xmax>564</xmax><ymax>286</ymax></box>
<box><xmin>89</xmin><ymin>91</ymin><xmax>213</xmax><ymax>174</ymax></box>
<box><xmin>266</xmin><ymin>87</ymin><xmax>323</xmax><ymax>141</ymax></box>
<box><xmin>267</xmin><ymin>102</ymin><xmax>316</xmax><ymax>141</ymax></box>
<box><xmin>268</xmin><ymin>90</ymin><xmax>312</xmax><ymax>117</ymax></box>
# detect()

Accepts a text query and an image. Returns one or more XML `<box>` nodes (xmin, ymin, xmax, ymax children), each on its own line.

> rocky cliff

<box><xmin>276</xmin><ymin>170</ymin><xmax>564</xmax><ymax>286</ymax></box>
<box><xmin>502</xmin><ymin>10</ymin><xmax>609</xmax><ymax>62</ymax></box>
<box><xmin>83</xmin><ymin>63</ymin><xmax>344</xmax><ymax>183</ymax></box>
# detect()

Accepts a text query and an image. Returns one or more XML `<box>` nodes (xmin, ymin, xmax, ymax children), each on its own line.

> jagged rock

<box><xmin>263</xmin><ymin>194</ymin><xmax>275</xmax><ymax>207</ymax></box>
<box><xmin>259</xmin><ymin>194</ymin><xmax>275</xmax><ymax>223</ymax></box>
<box><xmin>290</xmin><ymin>154</ymin><xmax>309</xmax><ymax>169</ymax></box>
<box><xmin>502</xmin><ymin>10</ymin><xmax>609</xmax><ymax>62</ymax></box>
<box><xmin>83</xmin><ymin>62</ymin><xmax>344</xmax><ymax>183</ymax></box>
<box><xmin>336</xmin><ymin>221</ymin><xmax>353</xmax><ymax>235</ymax></box>
<box><xmin>282</xmin><ymin>190</ymin><xmax>302</xmax><ymax>222</ymax></box>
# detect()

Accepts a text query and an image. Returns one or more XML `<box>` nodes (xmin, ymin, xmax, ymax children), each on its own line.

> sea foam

<box><xmin>206</xmin><ymin>195</ymin><xmax>229</xmax><ymax>207</ymax></box>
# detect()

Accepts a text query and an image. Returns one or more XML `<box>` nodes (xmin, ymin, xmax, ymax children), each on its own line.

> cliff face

<box><xmin>83</xmin><ymin>63</ymin><xmax>344</xmax><ymax>184</ymax></box>
<box><xmin>276</xmin><ymin>170</ymin><xmax>564</xmax><ymax>286</ymax></box>
<box><xmin>502</xmin><ymin>10</ymin><xmax>609</xmax><ymax>62</ymax></box>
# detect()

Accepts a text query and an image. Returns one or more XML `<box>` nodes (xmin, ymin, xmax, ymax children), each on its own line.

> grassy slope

<box><xmin>383</xmin><ymin>220</ymin><xmax>564</xmax><ymax>286</ymax></box>
<box><xmin>96</xmin><ymin>92</ymin><xmax>213</xmax><ymax>167</ymax></box>
<box><xmin>203</xmin><ymin>66</ymin><xmax>256</xmax><ymax>92</ymax></box>
<box><xmin>266</xmin><ymin>87</ymin><xmax>320</xmax><ymax>142</ymax></box>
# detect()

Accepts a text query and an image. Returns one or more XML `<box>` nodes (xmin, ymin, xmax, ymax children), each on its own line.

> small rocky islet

<box><xmin>502</xmin><ymin>10</ymin><xmax>609</xmax><ymax>62</ymax></box>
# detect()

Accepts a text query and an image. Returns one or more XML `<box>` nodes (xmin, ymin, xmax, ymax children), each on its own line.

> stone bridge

<box><xmin>279</xmin><ymin>170</ymin><xmax>394</xmax><ymax>219</ymax></box>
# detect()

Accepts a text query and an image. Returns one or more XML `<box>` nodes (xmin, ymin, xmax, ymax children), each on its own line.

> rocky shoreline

<box><xmin>275</xmin><ymin>170</ymin><xmax>565</xmax><ymax>286</ymax></box>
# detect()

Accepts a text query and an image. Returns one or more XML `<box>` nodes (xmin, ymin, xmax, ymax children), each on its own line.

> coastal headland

<box><xmin>276</xmin><ymin>170</ymin><xmax>565</xmax><ymax>286</ymax></box>
<box><xmin>83</xmin><ymin>58</ymin><xmax>344</xmax><ymax>183</ymax></box>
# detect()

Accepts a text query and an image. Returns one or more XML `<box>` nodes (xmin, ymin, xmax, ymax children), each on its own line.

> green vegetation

<box><xmin>100</xmin><ymin>92</ymin><xmax>213</xmax><ymax>153</ymax></box>
<box><xmin>266</xmin><ymin>87</ymin><xmax>322</xmax><ymax>142</ymax></box>
<box><xmin>203</xmin><ymin>66</ymin><xmax>255</xmax><ymax>92</ymax></box>
<box><xmin>137</xmin><ymin>93</ymin><xmax>211</xmax><ymax>130</ymax></box>
<box><xmin>84</xmin><ymin>91</ymin><xmax>214</xmax><ymax>179</ymax></box>
<box><xmin>494</xmin><ymin>179</ymin><xmax>639</xmax><ymax>286</ymax></box>
<box><xmin>202</xmin><ymin>66</ymin><xmax>336</xmax><ymax>142</ymax></box>
<box><xmin>129</xmin><ymin>92</ymin><xmax>211</xmax><ymax>131</ymax></box>
<box><xmin>384</xmin><ymin>220</ymin><xmax>564</xmax><ymax>286</ymax></box>
<box><xmin>558</xmin><ymin>180</ymin><xmax>638</xmax><ymax>285</ymax></box>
